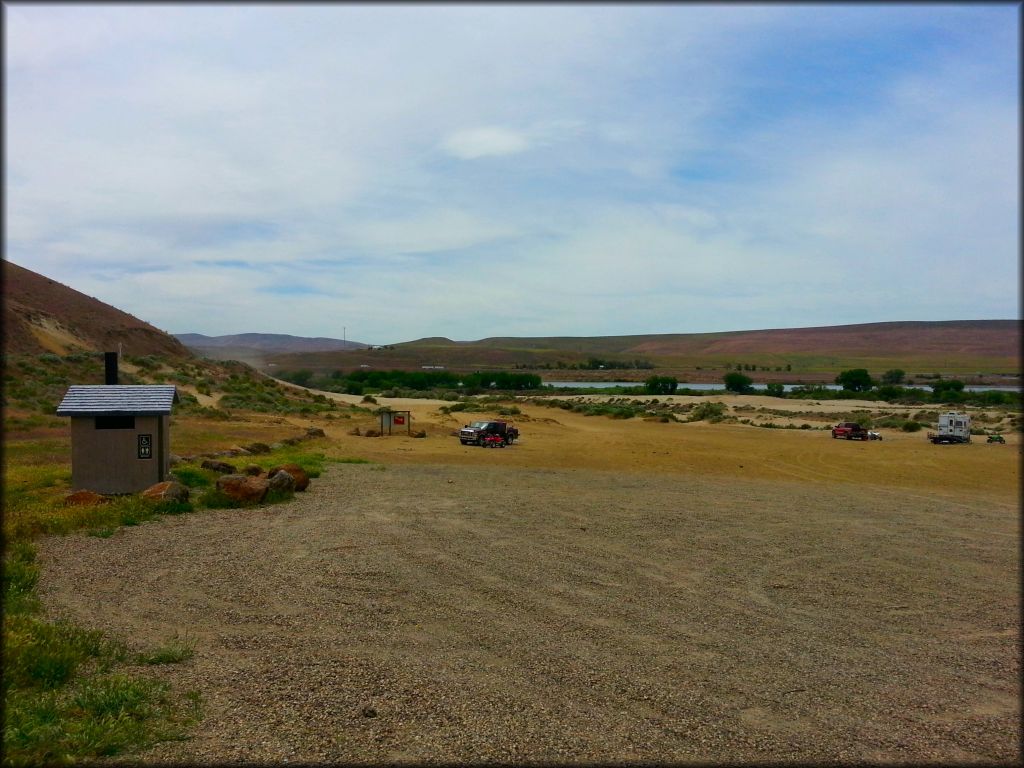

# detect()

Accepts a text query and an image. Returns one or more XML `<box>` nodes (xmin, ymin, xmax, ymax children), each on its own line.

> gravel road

<box><xmin>37</xmin><ymin>462</ymin><xmax>1020</xmax><ymax>764</ymax></box>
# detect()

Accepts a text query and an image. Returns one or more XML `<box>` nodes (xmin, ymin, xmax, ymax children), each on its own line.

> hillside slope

<box><xmin>2</xmin><ymin>261</ymin><xmax>192</xmax><ymax>359</ymax></box>
<box><xmin>402</xmin><ymin>321</ymin><xmax>1019</xmax><ymax>359</ymax></box>
<box><xmin>262</xmin><ymin>320</ymin><xmax>1019</xmax><ymax>379</ymax></box>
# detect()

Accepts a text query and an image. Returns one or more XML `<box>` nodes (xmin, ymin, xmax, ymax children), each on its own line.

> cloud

<box><xmin>441</xmin><ymin>127</ymin><xmax>530</xmax><ymax>160</ymax></box>
<box><xmin>4</xmin><ymin>4</ymin><xmax>1018</xmax><ymax>341</ymax></box>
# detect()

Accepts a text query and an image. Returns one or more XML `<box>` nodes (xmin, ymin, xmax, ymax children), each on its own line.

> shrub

<box><xmin>835</xmin><ymin>369</ymin><xmax>874</xmax><ymax>392</ymax></box>
<box><xmin>644</xmin><ymin>376</ymin><xmax>678</xmax><ymax>395</ymax></box>
<box><xmin>688</xmin><ymin>401</ymin><xmax>727</xmax><ymax>422</ymax></box>
<box><xmin>901</xmin><ymin>421</ymin><xmax>923</xmax><ymax>432</ymax></box>
<box><xmin>723</xmin><ymin>372</ymin><xmax>753</xmax><ymax>393</ymax></box>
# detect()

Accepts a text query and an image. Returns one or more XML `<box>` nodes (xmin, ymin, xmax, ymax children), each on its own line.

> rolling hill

<box><xmin>259</xmin><ymin>321</ymin><xmax>1020</xmax><ymax>382</ymax></box>
<box><xmin>4</xmin><ymin>261</ymin><xmax>1017</xmax><ymax>383</ymax></box>
<box><xmin>2</xmin><ymin>261</ymin><xmax>192</xmax><ymax>360</ymax></box>
<box><xmin>175</xmin><ymin>333</ymin><xmax>368</xmax><ymax>367</ymax></box>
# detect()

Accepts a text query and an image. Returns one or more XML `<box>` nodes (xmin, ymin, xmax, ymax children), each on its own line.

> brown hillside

<box><xmin>627</xmin><ymin>321</ymin><xmax>1020</xmax><ymax>358</ymax></box>
<box><xmin>2</xmin><ymin>261</ymin><xmax>192</xmax><ymax>359</ymax></box>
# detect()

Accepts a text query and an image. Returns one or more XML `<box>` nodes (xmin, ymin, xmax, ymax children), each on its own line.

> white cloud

<box><xmin>441</xmin><ymin>127</ymin><xmax>530</xmax><ymax>160</ymax></box>
<box><xmin>4</xmin><ymin>4</ymin><xmax>1018</xmax><ymax>340</ymax></box>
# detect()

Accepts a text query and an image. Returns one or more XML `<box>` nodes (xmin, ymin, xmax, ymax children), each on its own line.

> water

<box><xmin>542</xmin><ymin>381</ymin><xmax>1018</xmax><ymax>392</ymax></box>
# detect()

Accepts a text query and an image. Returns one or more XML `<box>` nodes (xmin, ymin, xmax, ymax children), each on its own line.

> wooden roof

<box><xmin>56</xmin><ymin>385</ymin><xmax>179</xmax><ymax>416</ymax></box>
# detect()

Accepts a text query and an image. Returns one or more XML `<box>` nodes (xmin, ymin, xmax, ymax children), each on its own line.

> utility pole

<box><xmin>344</xmin><ymin>326</ymin><xmax>346</xmax><ymax>348</ymax></box>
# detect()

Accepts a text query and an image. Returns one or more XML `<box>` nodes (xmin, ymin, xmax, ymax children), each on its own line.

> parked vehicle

<box><xmin>831</xmin><ymin>422</ymin><xmax>869</xmax><ymax>440</ymax></box>
<box><xmin>459</xmin><ymin>420</ymin><xmax>520</xmax><ymax>446</ymax></box>
<box><xmin>927</xmin><ymin>411</ymin><xmax>972</xmax><ymax>444</ymax></box>
<box><xmin>480</xmin><ymin>434</ymin><xmax>506</xmax><ymax>448</ymax></box>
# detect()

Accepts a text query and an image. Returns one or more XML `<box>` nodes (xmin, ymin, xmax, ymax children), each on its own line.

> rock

<box><xmin>364</xmin><ymin>429</ymin><xmax>380</xmax><ymax>438</ymax></box>
<box><xmin>141</xmin><ymin>481</ymin><xmax>190</xmax><ymax>503</ymax></box>
<box><xmin>282</xmin><ymin>437</ymin><xmax>302</xmax><ymax>446</ymax></box>
<box><xmin>305</xmin><ymin>427</ymin><xmax>326</xmax><ymax>438</ymax></box>
<box><xmin>412</xmin><ymin>430</ymin><xmax>427</xmax><ymax>438</ymax></box>
<box><xmin>267</xmin><ymin>463</ymin><xmax>309</xmax><ymax>491</ymax></box>
<box><xmin>349</xmin><ymin>427</ymin><xmax>361</xmax><ymax>436</ymax></box>
<box><xmin>63</xmin><ymin>490</ymin><xmax>110</xmax><ymax>507</ymax></box>
<box><xmin>268</xmin><ymin>470</ymin><xmax>296</xmax><ymax>493</ymax></box>
<box><xmin>215</xmin><ymin>474</ymin><xmax>268</xmax><ymax>504</ymax></box>
<box><xmin>201</xmin><ymin>459</ymin><xmax>237</xmax><ymax>475</ymax></box>
<box><xmin>169</xmin><ymin>454</ymin><xmax>183</xmax><ymax>466</ymax></box>
<box><xmin>242</xmin><ymin>464</ymin><xmax>264</xmax><ymax>476</ymax></box>
<box><xmin>245</xmin><ymin>442</ymin><xmax>271</xmax><ymax>454</ymax></box>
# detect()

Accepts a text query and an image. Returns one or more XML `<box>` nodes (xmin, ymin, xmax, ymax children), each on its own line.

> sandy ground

<box><xmin>36</xmin><ymin>395</ymin><xmax>1021</xmax><ymax>764</ymax></box>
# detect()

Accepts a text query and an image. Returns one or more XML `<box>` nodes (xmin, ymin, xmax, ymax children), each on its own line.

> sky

<box><xmin>4</xmin><ymin>3</ymin><xmax>1020</xmax><ymax>344</ymax></box>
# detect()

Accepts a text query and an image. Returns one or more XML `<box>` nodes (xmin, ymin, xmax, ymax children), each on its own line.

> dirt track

<box><xmin>36</xmin><ymin>398</ymin><xmax>1020</xmax><ymax>764</ymax></box>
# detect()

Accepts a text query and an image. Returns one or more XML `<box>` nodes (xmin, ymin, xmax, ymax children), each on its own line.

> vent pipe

<box><xmin>104</xmin><ymin>352</ymin><xmax>118</xmax><ymax>385</ymax></box>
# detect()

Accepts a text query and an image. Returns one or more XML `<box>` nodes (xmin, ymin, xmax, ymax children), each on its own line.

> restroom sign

<box><xmin>138</xmin><ymin>434</ymin><xmax>153</xmax><ymax>459</ymax></box>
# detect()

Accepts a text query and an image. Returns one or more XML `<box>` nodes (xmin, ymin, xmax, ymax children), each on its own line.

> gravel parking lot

<box><xmin>38</xmin><ymin>461</ymin><xmax>1020</xmax><ymax>764</ymax></box>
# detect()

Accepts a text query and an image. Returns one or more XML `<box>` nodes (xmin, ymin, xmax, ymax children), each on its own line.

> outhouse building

<box><xmin>57</xmin><ymin>384</ymin><xmax>179</xmax><ymax>494</ymax></box>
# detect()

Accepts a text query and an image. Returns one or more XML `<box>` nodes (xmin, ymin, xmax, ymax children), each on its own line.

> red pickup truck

<box><xmin>832</xmin><ymin>422</ymin><xmax>869</xmax><ymax>440</ymax></box>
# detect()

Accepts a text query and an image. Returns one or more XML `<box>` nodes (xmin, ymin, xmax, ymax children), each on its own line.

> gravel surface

<box><xmin>37</xmin><ymin>463</ymin><xmax>1020</xmax><ymax>764</ymax></box>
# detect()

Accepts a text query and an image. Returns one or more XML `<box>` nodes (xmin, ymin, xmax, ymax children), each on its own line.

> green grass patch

<box><xmin>2</xmin><ymin>542</ymin><xmax>202</xmax><ymax>764</ymax></box>
<box><xmin>135</xmin><ymin>635</ymin><xmax>195</xmax><ymax>666</ymax></box>
<box><xmin>169</xmin><ymin>465</ymin><xmax>215</xmax><ymax>488</ymax></box>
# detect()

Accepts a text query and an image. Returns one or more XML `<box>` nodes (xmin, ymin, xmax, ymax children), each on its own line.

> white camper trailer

<box><xmin>928</xmin><ymin>411</ymin><xmax>972</xmax><ymax>444</ymax></box>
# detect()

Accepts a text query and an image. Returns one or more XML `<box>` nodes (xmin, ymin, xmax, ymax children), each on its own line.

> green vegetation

<box><xmin>579</xmin><ymin>357</ymin><xmax>655</xmax><ymax>370</ymax></box>
<box><xmin>3</xmin><ymin>543</ymin><xmax>201</xmax><ymax>764</ymax></box>
<box><xmin>217</xmin><ymin>371</ymin><xmax>341</xmax><ymax>415</ymax></box>
<box><xmin>783</xmin><ymin>382</ymin><xmax>1020</xmax><ymax>408</ymax></box>
<box><xmin>835</xmin><ymin>368</ymin><xmax>875</xmax><ymax>392</ymax></box>
<box><xmin>275</xmin><ymin>368</ymin><xmax>541</xmax><ymax>396</ymax></box>
<box><xmin>686</xmin><ymin>401</ymin><xmax>728</xmax><ymax>423</ymax></box>
<box><xmin>644</xmin><ymin>376</ymin><xmax>678</xmax><ymax>395</ymax></box>
<box><xmin>723</xmin><ymin>372</ymin><xmax>754</xmax><ymax>393</ymax></box>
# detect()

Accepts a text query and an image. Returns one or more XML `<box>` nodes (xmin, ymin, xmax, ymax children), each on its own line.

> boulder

<box><xmin>305</xmin><ymin>427</ymin><xmax>326</xmax><ymax>438</ymax></box>
<box><xmin>63</xmin><ymin>490</ymin><xmax>110</xmax><ymax>507</ymax></box>
<box><xmin>245</xmin><ymin>442</ymin><xmax>271</xmax><ymax>454</ymax></box>
<box><xmin>215</xmin><ymin>474</ymin><xmax>269</xmax><ymax>504</ymax></box>
<box><xmin>266</xmin><ymin>463</ymin><xmax>309</xmax><ymax>491</ymax></box>
<box><xmin>242</xmin><ymin>464</ymin><xmax>264</xmax><ymax>476</ymax></box>
<box><xmin>201</xmin><ymin>459</ymin><xmax>237</xmax><ymax>475</ymax></box>
<box><xmin>141</xmin><ymin>481</ymin><xmax>190</xmax><ymax>503</ymax></box>
<box><xmin>268</xmin><ymin>470</ymin><xmax>296</xmax><ymax>493</ymax></box>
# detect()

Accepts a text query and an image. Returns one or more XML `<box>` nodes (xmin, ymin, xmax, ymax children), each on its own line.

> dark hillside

<box><xmin>2</xmin><ymin>261</ymin><xmax>192</xmax><ymax>359</ymax></box>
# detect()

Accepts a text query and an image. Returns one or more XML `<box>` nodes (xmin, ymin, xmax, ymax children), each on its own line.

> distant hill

<box><xmin>400</xmin><ymin>321</ymin><xmax>1020</xmax><ymax>358</ymax></box>
<box><xmin>260</xmin><ymin>320</ymin><xmax>1020</xmax><ymax>381</ymax></box>
<box><xmin>175</xmin><ymin>333</ymin><xmax>368</xmax><ymax>367</ymax></box>
<box><xmin>176</xmin><ymin>333</ymin><xmax>367</xmax><ymax>354</ymax></box>
<box><xmin>2</xmin><ymin>261</ymin><xmax>192</xmax><ymax>359</ymax></box>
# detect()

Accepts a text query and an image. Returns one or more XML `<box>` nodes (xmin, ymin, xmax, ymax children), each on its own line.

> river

<box><xmin>541</xmin><ymin>381</ymin><xmax>1018</xmax><ymax>393</ymax></box>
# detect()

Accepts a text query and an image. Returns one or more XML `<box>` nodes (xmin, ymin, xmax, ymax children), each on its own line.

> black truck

<box><xmin>459</xmin><ymin>420</ymin><xmax>520</xmax><ymax>446</ymax></box>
